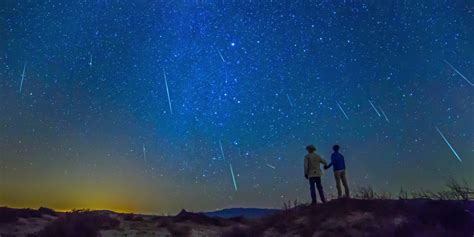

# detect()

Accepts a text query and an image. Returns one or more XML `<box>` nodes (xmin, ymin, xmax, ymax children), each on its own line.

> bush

<box><xmin>0</xmin><ymin>207</ymin><xmax>42</xmax><ymax>223</ymax></box>
<box><xmin>221</xmin><ymin>225</ymin><xmax>250</xmax><ymax>237</ymax></box>
<box><xmin>123</xmin><ymin>213</ymin><xmax>144</xmax><ymax>221</ymax></box>
<box><xmin>173</xmin><ymin>209</ymin><xmax>226</xmax><ymax>226</ymax></box>
<box><xmin>35</xmin><ymin>210</ymin><xmax>120</xmax><ymax>237</ymax></box>
<box><xmin>355</xmin><ymin>187</ymin><xmax>376</xmax><ymax>200</ymax></box>
<box><xmin>0</xmin><ymin>207</ymin><xmax>18</xmax><ymax>223</ymax></box>
<box><xmin>38</xmin><ymin>207</ymin><xmax>57</xmax><ymax>216</ymax></box>
<box><xmin>167</xmin><ymin>223</ymin><xmax>191</xmax><ymax>237</ymax></box>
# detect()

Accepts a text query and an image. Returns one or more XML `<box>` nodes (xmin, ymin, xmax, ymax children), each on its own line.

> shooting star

<box><xmin>216</xmin><ymin>48</ymin><xmax>226</xmax><ymax>63</ymax></box>
<box><xmin>286</xmin><ymin>94</ymin><xmax>293</xmax><ymax>107</ymax></box>
<box><xmin>142</xmin><ymin>144</ymin><xmax>147</xmax><ymax>162</ymax></box>
<box><xmin>379</xmin><ymin>106</ymin><xmax>390</xmax><ymax>122</ymax></box>
<box><xmin>19</xmin><ymin>61</ymin><xmax>27</xmax><ymax>93</ymax></box>
<box><xmin>89</xmin><ymin>54</ymin><xmax>93</xmax><ymax>67</ymax></box>
<box><xmin>435</xmin><ymin>127</ymin><xmax>462</xmax><ymax>162</ymax></box>
<box><xmin>266</xmin><ymin>164</ymin><xmax>276</xmax><ymax>169</ymax></box>
<box><xmin>336</xmin><ymin>101</ymin><xmax>349</xmax><ymax>120</ymax></box>
<box><xmin>163</xmin><ymin>69</ymin><xmax>173</xmax><ymax>114</ymax></box>
<box><xmin>368</xmin><ymin>100</ymin><xmax>381</xmax><ymax>117</ymax></box>
<box><xmin>219</xmin><ymin>140</ymin><xmax>226</xmax><ymax>160</ymax></box>
<box><xmin>229</xmin><ymin>163</ymin><xmax>238</xmax><ymax>191</ymax></box>
<box><xmin>444</xmin><ymin>60</ymin><xmax>473</xmax><ymax>86</ymax></box>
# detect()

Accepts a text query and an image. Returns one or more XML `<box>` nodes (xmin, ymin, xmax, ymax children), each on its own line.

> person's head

<box><xmin>333</xmin><ymin>144</ymin><xmax>340</xmax><ymax>152</ymax></box>
<box><xmin>306</xmin><ymin>144</ymin><xmax>316</xmax><ymax>153</ymax></box>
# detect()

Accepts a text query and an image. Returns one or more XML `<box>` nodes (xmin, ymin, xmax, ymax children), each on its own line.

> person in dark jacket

<box><xmin>325</xmin><ymin>145</ymin><xmax>350</xmax><ymax>198</ymax></box>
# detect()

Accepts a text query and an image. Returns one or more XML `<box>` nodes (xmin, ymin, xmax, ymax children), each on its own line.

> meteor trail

<box><xmin>379</xmin><ymin>106</ymin><xmax>390</xmax><ymax>122</ymax></box>
<box><xmin>216</xmin><ymin>48</ymin><xmax>226</xmax><ymax>63</ymax></box>
<box><xmin>435</xmin><ymin>127</ymin><xmax>462</xmax><ymax>162</ymax></box>
<box><xmin>336</xmin><ymin>102</ymin><xmax>349</xmax><ymax>120</ymax></box>
<box><xmin>163</xmin><ymin>69</ymin><xmax>173</xmax><ymax>114</ymax></box>
<box><xmin>142</xmin><ymin>144</ymin><xmax>147</xmax><ymax>162</ymax></box>
<box><xmin>19</xmin><ymin>61</ymin><xmax>27</xmax><ymax>93</ymax></box>
<box><xmin>219</xmin><ymin>141</ymin><xmax>238</xmax><ymax>191</ymax></box>
<box><xmin>229</xmin><ymin>163</ymin><xmax>238</xmax><ymax>191</ymax></box>
<box><xmin>444</xmin><ymin>60</ymin><xmax>474</xmax><ymax>86</ymax></box>
<box><xmin>368</xmin><ymin>100</ymin><xmax>381</xmax><ymax>117</ymax></box>
<box><xmin>219</xmin><ymin>140</ymin><xmax>226</xmax><ymax>160</ymax></box>
<box><xmin>266</xmin><ymin>164</ymin><xmax>276</xmax><ymax>169</ymax></box>
<box><xmin>286</xmin><ymin>94</ymin><xmax>293</xmax><ymax>107</ymax></box>
<box><xmin>89</xmin><ymin>54</ymin><xmax>92</xmax><ymax>67</ymax></box>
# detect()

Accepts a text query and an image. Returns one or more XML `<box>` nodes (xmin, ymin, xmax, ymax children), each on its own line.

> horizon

<box><xmin>1</xmin><ymin>1</ymin><xmax>473</xmax><ymax>214</ymax></box>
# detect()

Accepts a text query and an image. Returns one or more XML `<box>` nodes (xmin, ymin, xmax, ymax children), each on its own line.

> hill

<box><xmin>1</xmin><ymin>198</ymin><xmax>473</xmax><ymax>237</ymax></box>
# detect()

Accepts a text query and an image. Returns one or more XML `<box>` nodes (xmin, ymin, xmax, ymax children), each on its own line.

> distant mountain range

<box><xmin>202</xmin><ymin>207</ymin><xmax>280</xmax><ymax>219</ymax></box>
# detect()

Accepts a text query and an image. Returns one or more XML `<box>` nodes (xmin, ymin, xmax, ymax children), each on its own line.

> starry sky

<box><xmin>0</xmin><ymin>1</ymin><xmax>473</xmax><ymax>214</ymax></box>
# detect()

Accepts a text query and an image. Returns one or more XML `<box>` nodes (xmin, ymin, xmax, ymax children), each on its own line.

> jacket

<box><xmin>327</xmin><ymin>152</ymin><xmax>346</xmax><ymax>171</ymax></box>
<box><xmin>304</xmin><ymin>152</ymin><xmax>328</xmax><ymax>178</ymax></box>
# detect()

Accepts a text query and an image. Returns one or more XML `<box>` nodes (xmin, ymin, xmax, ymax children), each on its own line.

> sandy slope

<box><xmin>1</xmin><ymin>199</ymin><xmax>473</xmax><ymax>237</ymax></box>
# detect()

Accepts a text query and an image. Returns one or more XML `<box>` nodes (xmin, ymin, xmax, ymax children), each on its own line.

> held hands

<box><xmin>304</xmin><ymin>174</ymin><xmax>308</xmax><ymax>179</ymax></box>
<box><xmin>323</xmin><ymin>165</ymin><xmax>329</xmax><ymax>170</ymax></box>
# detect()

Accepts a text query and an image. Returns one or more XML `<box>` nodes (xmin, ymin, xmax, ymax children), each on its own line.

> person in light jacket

<box><xmin>304</xmin><ymin>144</ymin><xmax>327</xmax><ymax>204</ymax></box>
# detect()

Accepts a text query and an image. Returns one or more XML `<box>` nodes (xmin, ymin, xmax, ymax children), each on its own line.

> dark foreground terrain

<box><xmin>1</xmin><ymin>198</ymin><xmax>473</xmax><ymax>237</ymax></box>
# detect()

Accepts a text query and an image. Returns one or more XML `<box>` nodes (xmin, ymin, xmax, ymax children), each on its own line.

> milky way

<box><xmin>0</xmin><ymin>1</ymin><xmax>473</xmax><ymax>214</ymax></box>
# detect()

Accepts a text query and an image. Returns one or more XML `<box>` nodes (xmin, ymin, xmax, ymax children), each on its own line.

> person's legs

<box><xmin>334</xmin><ymin>171</ymin><xmax>342</xmax><ymax>198</ymax></box>
<box><xmin>340</xmin><ymin>171</ymin><xmax>350</xmax><ymax>198</ymax></box>
<box><xmin>315</xmin><ymin>177</ymin><xmax>326</xmax><ymax>203</ymax></box>
<box><xmin>309</xmin><ymin>177</ymin><xmax>317</xmax><ymax>204</ymax></box>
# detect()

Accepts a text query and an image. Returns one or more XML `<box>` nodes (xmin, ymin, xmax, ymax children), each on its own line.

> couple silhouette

<box><xmin>304</xmin><ymin>144</ymin><xmax>350</xmax><ymax>204</ymax></box>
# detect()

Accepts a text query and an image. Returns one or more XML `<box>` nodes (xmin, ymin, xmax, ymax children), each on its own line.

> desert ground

<box><xmin>1</xmin><ymin>197</ymin><xmax>473</xmax><ymax>237</ymax></box>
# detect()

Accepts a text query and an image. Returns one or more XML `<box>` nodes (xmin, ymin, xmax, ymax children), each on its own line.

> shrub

<box><xmin>355</xmin><ymin>187</ymin><xmax>376</xmax><ymax>200</ymax></box>
<box><xmin>282</xmin><ymin>199</ymin><xmax>300</xmax><ymax>210</ymax></box>
<box><xmin>123</xmin><ymin>213</ymin><xmax>144</xmax><ymax>221</ymax></box>
<box><xmin>38</xmin><ymin>207</ymin><xmax>57</xmax><ymax>216</ymax></box>
<box><xmin>36</xmin><ymin>210</ymin><xmax>120</xmax><ymax>237</ymax></box>
<box><xmin>398</xmin><ymin>188</ymin><xmax>408</xmax><ymax>200</ymax></box>
<box><xmin>221</xmin><ymin>225</ymin><xmax>249</xmax><ymax>237</ymax></box>
<box><xmin>0</xmin><ymin>207</ymin><xmax>18</xmax><ymax>223</ymax></box>
<box><xmin>167</xmin><ymin>223</ymin><xmax>191</xmax><ymax>237</ymax></box>
<box><xmin>0</xmin><ymin>207</ymin><xmax>43</xmax><ymax>223</ymax></box>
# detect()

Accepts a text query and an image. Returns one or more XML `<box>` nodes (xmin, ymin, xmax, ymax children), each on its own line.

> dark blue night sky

<box><xmin>1</xmin><ymin>1</ymin><xmax>473</xmax><ymax>214</ymax></box>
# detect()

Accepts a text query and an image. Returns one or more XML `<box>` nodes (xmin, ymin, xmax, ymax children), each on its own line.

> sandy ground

<box><xmin>1</xmin><ymin>199</ymin><xmax>473</xmax><ymax>236</ymax></box>
<box><xmin>0</xmin><ymin>215</ymin><xmax>56</xmax><ymax>237</ymax></box>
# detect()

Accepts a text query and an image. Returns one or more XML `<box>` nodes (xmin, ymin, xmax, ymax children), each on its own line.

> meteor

<box><xmin>89</xmin><ymin>54</ymin><xmax>92</xmax><ymax>67</ymax></box>
<box><xmin>219</xmin><ymin>141</ymin><xmax>238</xmax><ymax>191</ymax></box>
<box><xmin>444</xmin><ymin>60</ymin><xmax>473</xmax><ymax>86</ymax></box>
<box><xmin>229</xmin><ymin>163</ymin><xmax>238</xmax><ymax>191</ymax></box>
<box><xmin>435</xmin><ymin>127</ymin><xmax>462</xmax><ymax>162</ymax></box>
<box><xmin>379</xmin><ymin>106</ymin><xmax>390</xmax><ymax>122</ymax></box>
<box><xmin>286</xmin><ymin>94</ymin><xmax>293</xmax><ymax>107</ymax></box>
<box><xmin>142</xmin><ymin>144</ymin><xmax>147</xmax><ymax>162</ymax></box>
<box><xmin>368</xmin><ymin>100</ymin><xmax>381</xmax><ymax>117</ymax></box>
<box><xmin>219</xmin><ymin>140</ymin><xmax>226</xmax><ymax>160</ymax></box>
<box><xmin>266</xmin><ymin>164</ymin><xmax>276</xmax><ymax>169</ymax></box>
<box><xmin>19</xmin><ymin>61</ymin><xmax>27</xmax><ymax>93</ymax></box>
<box><xmin>336</xmin><ymin>101</ymin><xmax>349</xmax><ymax>120</ymax></box>
<box><xmin>216</xmin><ymin>48</ymin><xmax>226</xmax><ymax>63</ymax></box>
<box><xmin>163</xmin><ymin>69</ymin><xmax>173</xmax><ymax>114</ymax></box>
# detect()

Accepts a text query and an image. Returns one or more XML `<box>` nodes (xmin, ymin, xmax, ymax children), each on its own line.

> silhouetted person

<box><xmin>304</xmin><ymin>144</ymin><xmax>327</xmax><ymax>204</ymax></box>
<box><xmin>325</xmin><ymin>145</ymin><xmax>350</xmax><ymax>198</ymax></box>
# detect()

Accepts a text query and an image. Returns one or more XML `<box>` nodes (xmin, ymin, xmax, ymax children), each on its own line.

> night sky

<box><xmin>1</xmin><ymin>1</ymin><xmax>473</xmax><ymax>214</ymax></box>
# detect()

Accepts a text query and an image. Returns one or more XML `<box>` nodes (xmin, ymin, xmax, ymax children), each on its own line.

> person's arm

<box><xmin>320</xmin><ymin>156</ymin><xmax>328</xmax><ymax>166</ymax></box>
<box><xmin>304</xmin><ymin>156</ymin><xmax>309</xmax><ymax>179</ymax></box>
<box><xmin>325</xmin><ymin>155</ymin><xmax>334</xmax><ymax>169</ymax></box>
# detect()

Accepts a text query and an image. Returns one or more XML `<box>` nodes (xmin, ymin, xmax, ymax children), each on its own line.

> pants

<box><xmin>334</xmin><ymin>170</ymin><xmax>350</xmax><ymax>198</ymax></box>
<box><xmin>309</xmin><ymin>177</ymin><xmax>326</xmax><ymax>203</ymax></box>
